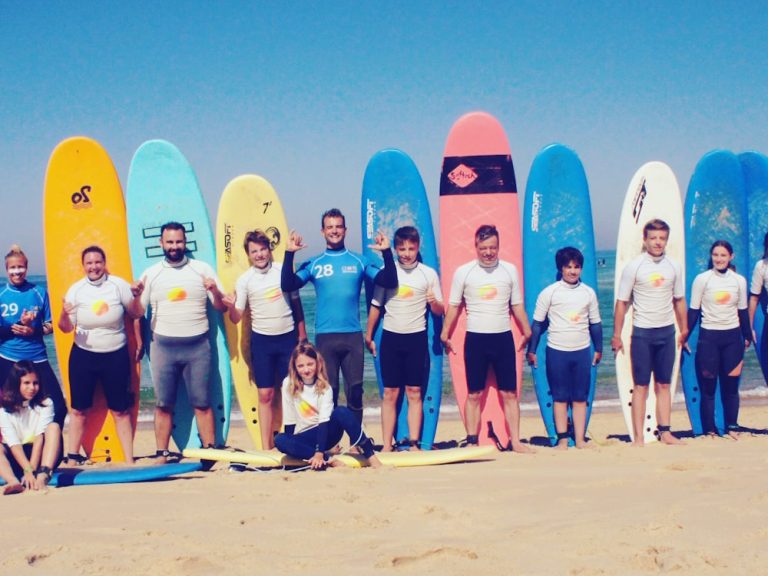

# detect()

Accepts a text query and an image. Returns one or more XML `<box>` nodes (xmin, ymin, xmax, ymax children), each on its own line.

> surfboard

<box><xmin>614</xmin><ymin>162</ymin><xmax>685</xmax><ymax>443</ymax></box>
<box><xmin>126</xmin><ymin>140</ymin><xmax>232</xmax><ymax>449</ymax></box>
<box><xmin>361</xmin><ymin>149</ymin><xmax>443</xmax><ymax>450</ymax></box>
<box><xmin>522</xmin><ymin>144</ymin><xmax>598</xmax><ymax>446</ymax></box>
<box><xmin>682</xmin><ymin>150</ymin><xmax>749</xmax><ymax>435</ymax></box>
<box><xmin>0</xmin><ymin>462</ymin><xmax>202</xmax><ymax>488</ymax></box>
<box><xmin>43</xmin><ymin>136</ymin><xmax>140</xmax><ymax>463</ymax></box>
<box><xmin>216</xmin><ymin>175</ymin><xmax>289</xmax><ymax>449</ymax></box>
<box><xmin>439</xmin><ymin>112</ymin><xmax>523</xmax><ymax>448</ymax></box>
<box><xmin>183</xmin><ymin>445</ymin><xmax>495</xmax><ymax>468</ymax></box>
<box><xmin>740</xmin><ymin>151</ymin><xmax>768</xmax><ymax>382</ymax></box>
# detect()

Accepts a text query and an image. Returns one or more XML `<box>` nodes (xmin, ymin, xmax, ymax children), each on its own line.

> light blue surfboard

<box><xmin>0</xmin><ymin>462</ymin><xmax>203</xmax><ymax>488</ymax></box>
<box><xmin>683</xmin><ymin>150</ymin><xmax>748</xmax><ymax>436</ymax></box>
<box><xmin>523</xmin><ymin>144</ymin><xmax>598</xmax><ymax>446</ymax></box>
<box><xmin>361</xmin><ymin>149</ymin><xmax>443</xmax><ymax>450</ymax></box>
<box><xmin>740</xmin><ymin>151</ymin><xmax>768</xmax><ymax>383</ymax></box>
<box><xmin>127</xmin><ymin>140</ymin><xmax>232</xmax><ymax>449</ymax></box>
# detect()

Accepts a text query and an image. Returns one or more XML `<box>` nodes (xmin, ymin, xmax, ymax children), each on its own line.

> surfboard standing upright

<box><xmin>614</xmin><ymin>162</ymin><xmax>685</xmax><ymax>443</ymax></box>
<box><xmin>523</xmin><ymin>144</ymin><xmax>598</xmax><ymax>445</ymax></box>
<box><xmin>439</xmin><ymin>112</ymin><xmax>523</xmax><ymax>448</ymax></box>
<box><xmin>216</xmin><ymin>175</ymin><xmax>289</xmax><ymax>449</ymax></box>
<box><xmin>682</xmin><ymin>150</ymin><xmax>748</xmax><ymax>435</ymax></box>
<box><xmin>43</xmin><ymin>137</ymin><xmax>140</xmax><ymax>463</ymax></box>
<box><xmin>740</xmin><ymin>151</ymin><xmax>768</xmax><ymax>382</ymax></box>
<box><xmin>126</xmin><ymin>140</ymin><xmax>231</xmax><ymax>449</ymax></box>
<box><xmin>361</xmin><ymin>149</ymin><xmax>443</xmax><ymax>450</ymax></box>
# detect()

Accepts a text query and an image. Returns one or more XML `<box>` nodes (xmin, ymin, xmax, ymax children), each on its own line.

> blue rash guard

<box><xmin>282</xmin><ymin>248</ymin><xmax>396</xmax><ymax>334</ymax></box>
<box><xmin>0</xmin><ymin>281</ymin><xmax>51</xmax><ymax>362</ymax></box>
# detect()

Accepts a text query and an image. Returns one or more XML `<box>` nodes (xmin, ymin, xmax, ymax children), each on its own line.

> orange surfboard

<box><xmin>43</xmin><ymin>137</ymin><xmax>140</xmax><ymax>463</ymax></box>
<box><xmin>439</xmin><ymin>112</ymin><xmax>523</xmax><ymax>448</ymax></box>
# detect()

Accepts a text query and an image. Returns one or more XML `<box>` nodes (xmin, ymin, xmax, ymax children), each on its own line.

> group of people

<box><xmin>1</xmin><ymin>209</ymin><xmax>767</xmax><ymax>493</ymax></box>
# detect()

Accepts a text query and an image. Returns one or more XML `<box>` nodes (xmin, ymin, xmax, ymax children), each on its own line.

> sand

<box><xmin>2</xmin><ymin>403</ymin><xmax>768</xmax><ymax>576</ymax></box>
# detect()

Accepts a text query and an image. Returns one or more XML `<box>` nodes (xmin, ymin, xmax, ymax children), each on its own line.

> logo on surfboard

<box><xmin>631</xmin><ymin>180</ymin><xmax>647</xmax><ymax>223</ymax></box>
<box><xmin>72</xmin><ymin>185</ymin><xmax>93</xmax><ymax>210</ymax></box>
<box><xmin>447</xmin><ymin>164</ymin><xmax>479</xmax><ymax>188</ymax></box>
<box><xmin>223</xmin><ymin>223</ymin><xmax>233</xmax><ymax>264</ymax></box>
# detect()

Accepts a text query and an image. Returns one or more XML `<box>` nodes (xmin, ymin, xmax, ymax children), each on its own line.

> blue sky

<box><xmin>2</xmin><ymin>1</ymin><xmax>767</xmax><ymax>273</ymax></box>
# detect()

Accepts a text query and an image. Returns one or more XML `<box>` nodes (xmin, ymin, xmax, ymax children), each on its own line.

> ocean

<box><xmin>32</xmin><ymin>250</ymin><xmax>768</xmax><ymax>415</ymax></box>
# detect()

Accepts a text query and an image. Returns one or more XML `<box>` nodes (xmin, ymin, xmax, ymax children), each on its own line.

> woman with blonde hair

<box><xmin>274</xmin><ymin>342</ymin><xmax>380</xmax><ymax>469</ymax></box>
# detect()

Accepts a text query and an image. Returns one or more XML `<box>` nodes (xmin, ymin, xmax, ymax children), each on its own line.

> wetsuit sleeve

<box><xmin>372</xmin><ymin>250</ymin><xmax>398</xmax><ymax>289</ymax></box>
<box><xmin>588</xmin><ymin>287</ymin><xmax>601</xmax><ymax>323</ymax></box>
<box><xmin>0</xmin><ymin>409</ymin><xmax>21</xmax><ymax>447</ymax></box>
<box><xmin>588</xmin><ymin>321</ymin><xmax>603</xmax><ymax>353</ymax></box>
<box><xmin>686</xmin><ymin>308</ymin><xmax>701</xmax><ymax>334</ymax></box>
<box><xmin>371</xmin><ymin>284</ymin><xmax>386</xmax><ymax>308</ymax></box>
<box><xmin>428</xmin><ymin>267</ymin><xmax>444</xmax><ymax>304</ymax></box>
<box><xmin>672</xmin><ymin>260</ymin><xmax>685</xmax><ymax>299</ymax></box>
<box><xmin>35</xmin><ymin>402</ymin><xmax>54</xmax><ymax>436</ymax></box>
<box><xmin>616</xmin><ymin>259</ymin><xmax>638</xmax><ymax>302</ymax></box>
<box><xmin>737</xmin><ymin>274</ymin><xmax>749</xmax><ymax>310</ymax></box>
<box><xmin>234</xmin><ymin>272</ymin><xmax>249</xmax><ymax>311</ymax></box>
<box><xmin>281</xmin><ymin>252</ymin><xmax>310</xmax><ymax>292</ymax></box>
<box><xmin>527</xmin><ymin>319</ymin><xmax>548</xmax><ymax>354</ymax></box>
<box><xmin>739</xmin><ymin>309</ymin><xmax>752</xmax><ymax>343</ymax></box>
<box><xmin>532</xmin><ymin>286</ymin><xmax>552</xmax><ymax>323</ymax></box>
<box><xmin>449</xmin><ymin>267</ymin><xmax>465</xmax><ymax>306</ymax></box>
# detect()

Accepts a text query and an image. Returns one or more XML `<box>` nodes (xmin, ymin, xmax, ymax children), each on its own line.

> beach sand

<box><xmin>3</xmin><ymin>403</ymin><xmax>768</xmax><ymax>575</ymax></box>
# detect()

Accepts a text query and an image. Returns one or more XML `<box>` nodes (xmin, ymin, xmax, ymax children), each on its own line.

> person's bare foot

<box><xmin>367</xmin><ymin>455</ymin><xmax>383</xmax><ymax>468</ymax></box>
<box><xmin>631</xmin><ymin>439</ymin><xmax>645</xmax><ymax>448</ymax></box>
<box><xmin>510</xmin><ymin>442</ymin><xmax>535</xmax><ymax>454</ymax></box>
<box><xmin>660</xmin><ymin>431</ymin><xmax>685</xmax><ymax>445</ymax></box>
<box><xmin>727</xmin><ymin>430</ymin><xmax>740</xmax><ymax>440</ymax></box>
<box><xmin>554</xmin><ymin>440</ymin><xmax>568</xmax><ymax>451</ymax></box>
<box><xmin>327</xmin><ymin>457</ymin><xmax>347</xmax><ymax>468</ymax></box>
<box><xmin>381</xmin><ymin>444</ymin><xmax>394</xmax><ymax>453</ymax></box>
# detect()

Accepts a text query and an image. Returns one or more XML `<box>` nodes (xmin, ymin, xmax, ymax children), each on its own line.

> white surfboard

<box><xmin>614</xmin><ymin>162</ymin><xmax>685</xmax><ymax>443</ymax></box>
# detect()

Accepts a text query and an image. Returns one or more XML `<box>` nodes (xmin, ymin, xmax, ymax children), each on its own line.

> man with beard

<box><xmin>129</xmin><ymin>222</ymin><xmax>226</xmax><ymax>462</ymax></box>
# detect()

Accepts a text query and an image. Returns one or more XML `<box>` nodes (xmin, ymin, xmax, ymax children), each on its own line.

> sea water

<box><xmin>33</xmin><ymin>251</ymin><xmax>768</xmax><ymax>417</ymax></box>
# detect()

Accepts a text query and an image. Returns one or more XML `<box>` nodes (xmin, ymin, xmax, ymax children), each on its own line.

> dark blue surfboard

<box><xmin>523</xmin><ymin>144</ymin><xmax>598</xmax><ymax>446</ymax></box>
<box><xmin>683</xmin><ymin>150</ymin><xmax>748</xmax><ymax>436</ymax></box>
<box><xmin>361</xmin><ymin>149</ymin><xmax>443</xmax><ymax>450</ymax></box>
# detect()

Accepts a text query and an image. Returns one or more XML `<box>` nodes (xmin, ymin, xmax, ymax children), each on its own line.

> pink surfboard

<box><xmin>439</xmin><ymin>112</ymin><xmax>523</xmax><ymax>448</ymax></box>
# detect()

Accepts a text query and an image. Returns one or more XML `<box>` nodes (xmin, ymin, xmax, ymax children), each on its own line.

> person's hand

<box><xmin>222</xmin><ymin>293</ymin><xmax>236</xmax><ymax>308</ymax></box>
<box><xmin>130</xmin><ymin>280</ymin><xmax>145</xmax><ymax>298</ymax></box>
<box><xmin>286</xmin><ymin>230</ymin><xmax>306</xmax><ymax>253</ymax></box>
<box><xmin>426</xmin><ymin>288</ymin><xmax>436</xmax><ymax>305</ymax></box>
<box><xmin>527</xmin><ymin>352</ymin><xmax>537</xmax><ymax>368</ymax></box>
<box><xmin>592</xmin><ymin>351</ymin><xmax>602</xmax><ymax>366</ymax></box>
<box><xmin>441</xmin><ymin>334</ymin><xmax>455</xmax><ymax>354</ymax></box>
<box><xmin>202</xmin><ymin>277</ymin><xmax>221</xmax><ymax>296</ymax></box>
<box><xmin>365</xmin><ymin>336</ymin><xmax>377</xmax><ymax>357</ymax></box>
<box><xmin>11</xmin><ymin>323</ymin><xmax>33</xmax><ymax>336</ymax></box>
<box><xmin>611</xmin><ymin>335</ymin><xmax>623</xmax><ymax>355</ymax></box>
<box><xmin>308</xmin><ymin>452</ymin><xmax>326</xmax><ymax>470</ymax></box>
<box><xmin>517</xmin><ymin>333</ymin><xmax>531</xmax><ymax>352</ymax></box>
<box><xmin>21</xmin><ymin>469</ymin><xmax>36</xmax><ymax>490</ymax></box>
<box><xmin>62</xmin><ymin>300</ymin><xmax>76</xmax><ymax>315</ymax></box>
<box><xmin>677</xmin><ymin>330</ymin><xmax>689</xmax><ymax>350</ymax></box>
<box><xmin>368</xmin><ymin>231</ymin><xmax>390</xmax><ymax>252</ymax></box>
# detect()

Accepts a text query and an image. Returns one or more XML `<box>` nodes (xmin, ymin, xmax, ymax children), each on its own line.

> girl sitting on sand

<box><xmin>275</xmin><ymin>342</ymin><xmax>381</xmax><ymax>469</ymax></box>
<box><xmin>0</xmin><ymin>361</ymin><xmax>61</xmax><ymax>492</ymax></box>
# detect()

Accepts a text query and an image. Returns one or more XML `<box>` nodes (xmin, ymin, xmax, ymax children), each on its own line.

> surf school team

<box><xmin>1</xmin><ymin>211</ymin><xmax>766</xmax><ymax>492</ymax></box>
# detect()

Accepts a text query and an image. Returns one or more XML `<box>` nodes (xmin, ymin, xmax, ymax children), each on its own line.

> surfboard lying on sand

<box><xmin>183</xmin><ymin>445</ymin><xmax>496</xmax><ymax>468</ymax></box>
<box><xmin>0</xmin><ymin>462</ymin><xmax>202</xmax><ymax>488</ymax></box>
<box><xmin>682</xmin><ymin>150</ymin><xmax>748</xmax><ymax>435</ymax></box>
<box><xmin>126</xmin><ymin>139</ymin><xmax>232</xmax><ymax>449</ymax></box>
<box><xmin>439</xmin><ymin>111</ymin><xmax>523</xmax><ymax>448</ymax></box>
<box><xmin>614</xmin><ymin>162</ymin><xmax>685</xmax><ymax>443</ymax></box>
<box><xmin>216</xmin><ymin>175</ymin><xmax>289</xmax><ymax>449</ymax></box>
<box><xmin>361</xmin><ymin>149</ymin><xmax>443</xmax><ymax>450</ymax></box>
<box><xmin>523</xmin><ymin>144</ymin><xmax>598</xmax><ymax>446</ymax></box>
<box><xmin>43</xmin><ymin>136</ymin><xmax>140</xmax><ymax>463</ymax></box>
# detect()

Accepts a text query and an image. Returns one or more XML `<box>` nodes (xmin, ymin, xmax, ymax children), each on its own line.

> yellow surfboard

<box><xmin>216</xmin><ymin>175</ymin><xmax>289</xmax><ymax>449</ymax></box>
<box><xmin>43</xmin><ymin>137</ymin><xmax>140</xmax><ymax>463</ymax></box>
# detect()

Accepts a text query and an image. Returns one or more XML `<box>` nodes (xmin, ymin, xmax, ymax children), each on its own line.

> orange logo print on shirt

<box><xmin>298</xmin><ymin>399</ymin><xmax>318</xmax><ymax>419</ymax></box>
<box><xmin>568</xmin><ymin>311</ymin><xmax>582</xmax><ymax>323</ymax></box>
<box><xmin>397</xmin><ymin>285</ymin><xmax>415</xmax><ymax>299</ymax></box>
<box><xmin>167</xmin><ymin>287</ymin><xmax>187</xmax><ymax>302</ymax></box>
<box><xmin>91</xmin><ymin>300</ymin><xmax>109</xmax><ymax>316</ymax></box>
<box><xmin>648</xmin><ymin>273</ymin><xmax>665</xmax><ymax>288</ymax></box>
<box><xmin>264</xmin><ymin>287</ymin><xmax>283</xmax><ymax>302</ymax></box>
<box><xmin>478</xmin><ymin>285</ymin><xmax>498</xmax><ymax>300</ymax></box>
<box><xmin>714</xmin><ymin>291</ymin><xmax>731</xmax><ymax>304</ymax></box>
